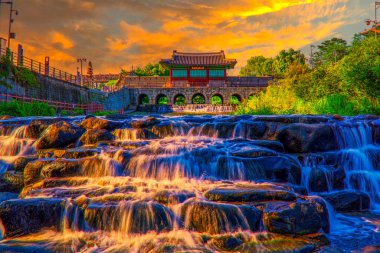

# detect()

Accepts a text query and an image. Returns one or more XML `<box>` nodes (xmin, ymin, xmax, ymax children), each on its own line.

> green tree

<box><xmin>134</xmin><ymin>63</ymin><xmax>169</xmax><ymax>76</ymax></box>
<box><xmin>240</xmin><ymin>56</ymin><xmax>273</xmax><ymax>76</ymax></box>
<box><xmin>273</xmin><ymin>49</ymin><xmax>306</xmax><ymax>77</ymax></box>
<box><xmin>338</xmin><ymin>36</ymin><xmax>380</xmax><ymax>99</ymax></box>
<box><xmin>313</xmin><ymin>38</ymin><xmax>348</xmax><ymax>65</ymax></box>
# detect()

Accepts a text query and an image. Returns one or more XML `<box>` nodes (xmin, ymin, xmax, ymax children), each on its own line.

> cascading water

<box><xmin>0</xmin><ymin>115</ymin><xmax>378</xmax><ymax>252</ymax></box>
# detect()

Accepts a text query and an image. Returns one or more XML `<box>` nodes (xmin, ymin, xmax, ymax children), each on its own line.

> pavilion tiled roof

<box><xmin>160</xmin><ymin>50</ymin><xmax>237</xmax><ymax>68</ymax></box>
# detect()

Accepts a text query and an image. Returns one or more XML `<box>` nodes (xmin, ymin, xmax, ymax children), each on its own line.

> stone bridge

<box><xmin>130</xmin><ymin>87</ymin><xmax>265</xmax><ymax>105</ymax></box>
<box><xmin>104</xmin><ymin>86</ymin><xmax>266</xmax><ymax>111</ymax></box>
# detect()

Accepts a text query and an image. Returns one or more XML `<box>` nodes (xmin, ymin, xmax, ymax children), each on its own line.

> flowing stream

<box><xmin>0</xmin><ymin>115</ymin><xmax>378</xmax><ymax>252</ymax></box>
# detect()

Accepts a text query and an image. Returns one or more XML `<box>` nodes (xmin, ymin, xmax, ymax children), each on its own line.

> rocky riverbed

<box><xmin>0</xmin><ymin>114</ymin><xmax>378</xmax><ymax>252</ymax></box>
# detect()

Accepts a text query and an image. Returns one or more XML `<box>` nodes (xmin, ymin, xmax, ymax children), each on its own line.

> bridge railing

<box><xmin>0</xmin><ymin>48</ymin><xmax>79</xmax><ymax>85</ymax></box>
<box><xmin>0</xmin><ymin>93</ymin><xmax>103</xmax><ymax>113</ymax></box>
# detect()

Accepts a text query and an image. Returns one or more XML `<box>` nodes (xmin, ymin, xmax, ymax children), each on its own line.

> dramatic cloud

<box><xmin>0</xmin><ymin>0</ymin><xmax>374</xmax><ymax>74</ymax></box>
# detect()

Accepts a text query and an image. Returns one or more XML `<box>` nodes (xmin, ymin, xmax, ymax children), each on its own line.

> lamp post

<box><xmin>77</xmin><ymin>58</ymin><xmax>86</xmax><ymax>86</ymax></box>
<box><xmin>309</xmin><ymin>45</ymin><xmax>315</xmax><ymax>68</ymax></box>
<box><xmin>364</xmin><ymin>1</ymin><xmax>380</xmax><ymax>39</ymax></box>
<box><xmin>0</xmin><ymin>0</ymin><xmax>18</xmax><ymax>49</ymax></box>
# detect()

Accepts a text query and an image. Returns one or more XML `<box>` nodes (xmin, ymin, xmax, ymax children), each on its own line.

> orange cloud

<box><xmin>2</xmin><ymin>0</ymin><xmax>356</xmax><ymax>74</ymax></box>
<box><xmin>51</xmin><ymin>32</ymin><xmax>74</xmax><ymax>49</ymax></box>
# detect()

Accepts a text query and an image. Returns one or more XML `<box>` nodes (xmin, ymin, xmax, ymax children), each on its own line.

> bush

<box><xmin>60</xmin><ymin>108</ymin><xmax>85</xmax><ymax>116</ymax></box>
<box><xmin>12</xmin><ymin>67</ymin><xmax>39</xmax><ymax>87</ymax></box>
<box><xmin>0</xmin><ymin>101</ymin><xmax>56</xmax><ymax>117</ymax></box>
<box><xmin>237</xmin><ymin>35</ymin><xmax>380</xmax><ymax>116</ymax></box>
<box><xmin>94</xmin><ymin>110</ymin><xmax>117</xmax><ymax>116</ymax></box>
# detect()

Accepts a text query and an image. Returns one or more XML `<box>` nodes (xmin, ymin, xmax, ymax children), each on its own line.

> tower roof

<box><xmin>160</xmin><ymin>50</ymin><xmax>237</xmax><ymax>68</ymax></box>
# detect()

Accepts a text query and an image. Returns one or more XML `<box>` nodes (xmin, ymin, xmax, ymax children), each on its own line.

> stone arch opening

<box><xmin>211</xmin><ymin>94</ymin><xmax>224</xmax><ymax>105</ymax></box>
<box><xmin>173</xmin><ymin>94</ymin><xmax>186</xmax><ymax>105</ymax></box>
<box><xmin>230</xmin><ymin>94</ymin><xmax>242</xmax><ymax>105</ymax></box>
<box><xmin>156</xmin><ymin>94</ymin><xmax>169</xmax><ymax>105</ymax></box>
<box><xmin>138</xmin><ymin>94</ymin><xmax>150</xmax><ymax>105</ymax></box>
<box><xmin>191</xmin><ymin>93</ymin><xmax>206</xmax><ymax>104</ymax></box>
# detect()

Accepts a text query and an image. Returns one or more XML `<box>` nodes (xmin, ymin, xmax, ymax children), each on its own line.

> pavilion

<box><xmin>160</xmin><ymin>50</ymin><xmax>237</xmax><ymax>88</ymax></box>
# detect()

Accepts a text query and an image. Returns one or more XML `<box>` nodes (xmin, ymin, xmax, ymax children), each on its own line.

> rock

<box><xmin>250</xmin><ymin>140</ymin><xmax>285</xmax><ymax>152</ymax></box>
<box><xmin>0</xmin><ymin>172</ymin><xmax>24</xmax><ymax>193</ymax></box>
<box><xmin>12</xmin><ymin>156</ymin><xmax>38</xmax><ymax>172</ymax></box>
<box><xmin>53</xmin><ymin>148</ymin><xmax>99</xmax><ymax>159</ymax></box>
<box><xmin>307</xmin><ymin>166</ymin><xmax>346</xmax><ymax>192</ymax></box>
<box><xmin>84</xmin><ymin>201</ymin><xmax>173</xmax><ymax>234</ymax></box>
<box><xmin>34</xmin><ymin>121</ymin><xmax>84</xmax><ymax>149</ymax></box>
<box><xmin>130</xmin><ymin>117</ymin><xmax>160</xmax><ymax>128</ymax></box>
<box><xmin>153</xmin><ymin>190</ymin><xmax>195</xmax><ymax>204</ymax></box>
<box><xmin>79</xmin><ymin>129</ymin><xmax>114</xmax><ymax>145</ymax></box>
<box><xmin>205</xmin><ymin>184</ymin><xmax>297</xmax><ymax>202</ymax></box>
<box><xmin>180</xmin><ymin>200</ymin><xmax>261</xmax><ymax>234</ymax></box>
<box><xmin>151</xmin><ymin>122</ymin><xmax>175</xmax><ymax>138</ymax></box>
<box><xmin>319</xmin><ymin>190</ymin><xmax>370</xmax><ymax>212</ymax></box>
<box><xmin>211</xmin><ymin>235</ymin><xmax>243</xmax><ymax>251</ymax></box>
<box><xmin>23</xmin><ymin>159</ymin><xmax>53</xmax><ymax>186</ymax></box>
<box><xmin>263</xmin><ymin>199</ymin><xmax>327</xmax><ymax>235</ymax></box>
<box><xmin>25</xmin><ymin>119</ymin><xmax>63</xmax><ymax>139</ymax></box>
<box><xmin>215</xmin><ymin>155</ymin><xmax>301</xmax><ymax>184</ymax></box>
<box><xmin>80</xmin><ymin>117</ymin><xmax>123</xmax><ymax>130</ymax></box>
<box><xmin>214</xmin><ymin>122</ymin><xmax>236</xmax><ymax>138</ymax></box>
<box><xmin>0</xmin><ymin>198</ymin><xmax>65</xmax><ymax>237</ymax></box>
<box><xmin>277</xmin><ymin>124</ymin><xmax>337</xmax><ymax>153</ymax></box>
<box><xmin>40</xmin><ymin>159</ymin><xmax>82</xmax><ymax>179</ymax></box>
<box><xmin>230</xmin><ymin>145</ymin><xmax>278</xmax><ymax>158</ymax></box>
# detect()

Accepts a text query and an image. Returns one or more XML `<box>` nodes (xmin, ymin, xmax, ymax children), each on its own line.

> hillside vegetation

<box><xmin>237</xmin><ymin>34</ymin><xmax>380</xmax><ymax>115</ymax></box>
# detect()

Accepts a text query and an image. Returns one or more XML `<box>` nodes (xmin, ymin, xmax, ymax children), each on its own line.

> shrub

<box><xmin>94</xmin><ymin>110</ymin><xmax>117</xmax><ymax>116</ymax></box>
<box><xmin>0</xmin><ymin>101</ymin><xmax>56</xmax><ymax>117</ymax></box>
<box><xmin>12</xmin><ymin>67</ymin><xmax>39</xmax><ymax>87</ymax></box>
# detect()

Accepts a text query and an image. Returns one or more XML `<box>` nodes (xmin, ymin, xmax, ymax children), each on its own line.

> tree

<box><xmin>273</xmin><ymin>49</ymin><xmax>306</xmax><ymax>77</ymax></box>
<box><xmin>134</xmin><ymin>63</ymin><xmax>169</xmax><ymax>76</ymax></box>
<box><xmin>338</xmin><ymin>36</ymin><xmax>380</xmax><ymax>99</ymax></box>
<box><xmin>239</xmin><ymin>56</ymin><xmax>273</xmax><ymax>76</ymax></box>
<box><xmin>313</xmin><ymin>38</ymin><xmax>348</xmax><ymax>65</ymax></box>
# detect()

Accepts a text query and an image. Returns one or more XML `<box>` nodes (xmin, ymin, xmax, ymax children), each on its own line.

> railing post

<box><xmin>30</xmin><ymin>59</ymin><xmax>33</xmax><ymax>71</ymax></box>
<box><xmin>53</xmin><ymin>68</ymin><xmax>56</xmax><ymax>78</ymax></box>
<box><xmin>39</xmin><ymin>62</ymin><xmax>41</xmax><ymax>74</ymax></box>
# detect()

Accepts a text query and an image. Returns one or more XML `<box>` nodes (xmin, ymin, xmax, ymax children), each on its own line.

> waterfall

<box><xmin>0</xmin><ymin>125</ymin><xmax>34</xmax><ymax>157</ymax></box>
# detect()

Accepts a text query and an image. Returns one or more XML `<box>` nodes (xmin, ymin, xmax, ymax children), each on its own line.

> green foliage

<box><xmin>273</xmin><ymin>49</ymin><xmax>306</xmax><ymax>78</ymax></box>
<box><xmin>0</xmin><ymin>50</ymin><xmax>39</xmax><ymax>87</ymax></box>
<box><xmin>105</xmin><ymin>79</ymin><xmax>118</xmax><ymax>87</ymax></box>
<box><xmin>239</xmin><ymin>48</ymin><xmax>306</xmax><ymax>78</ymax></box>
<box><xmin>0</xmin><ymin>101</ymin><xmax>56</xmax><ymax>117</ymax></box>
<box><xmin>192</xmin><ymin>95</ymin><xmax>205</xmax><ymax>104</ymax></box>
<box><xmin>237</xmin><ymin>34</ymin><xmax>379</xmax><ymax>116</ymax></box>
<box><xmin>313</xmin><ymin>38</ymin><xmax>348</xmax><ymax>65</ymax></box>
<box><xmin>140</xmin><ymin>95</ymin><xmax>150</xmax><ymax>105</ymax></box>
<box><xmin>132</xmin><ymin>63</ymin><xmax>169</xmax><ymax>76</ymax></box>
<box><xmin>230</xmin><ymin>95</ymin><xmax>241</xmax><ymax>105</ymax></box>
<box><xmin>211</xmin><ymin>95</ymin><xmax>223</xmax><ymax>105</ymax></box>
<box><xmin>12</xmin><ymin>67</ymin><xmax>39</xmax><ymax>87</ymax></box>
<box><xmin>240</xmin><ymin>56</ymin><xmax>273</xmax><ymax>76</ymax></box>
<box><xmin>0</xmin><ymin>54</ymin><xmax>12</xmax><ymax>87</ymax></box>
<box><xmin>157</xmin><ymin>96</ymin><xmax>169</xmax><ymax>105</ymax></box>
<box><xmin>174</xmin><ymin>95</ymin><xmax>186</xmax><ymax>105</ymax></box>
<box><xmin>338</xmin><ymin>37</ymin><xmax>380</xmax><ymax>99</ymax></box>
<box><xmin>94</xmin><ymin>110</ymin><xmax>117</xmax><ymax>116</ymax></box>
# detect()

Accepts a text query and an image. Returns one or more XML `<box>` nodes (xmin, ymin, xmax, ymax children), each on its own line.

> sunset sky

<box><xmin>0</xmin><ymin>0</ymin><xmax>375</xmax><ymax>75</ymax></box>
